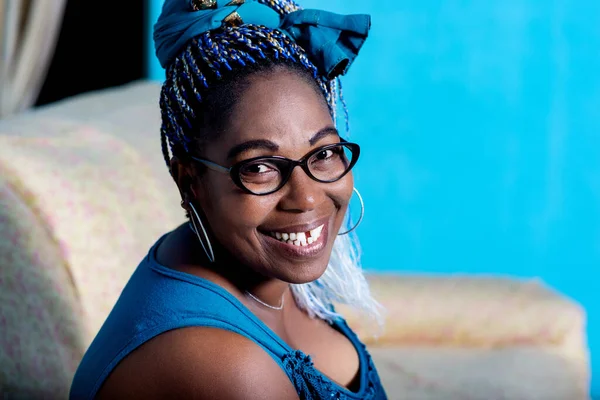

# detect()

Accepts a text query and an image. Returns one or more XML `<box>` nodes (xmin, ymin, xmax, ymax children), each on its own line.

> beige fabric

<box><xmin>370</xmin><ymin>347</ymin><xmax>589</xmax><ymax>400</ymax></box>
<box><xmin>0</xmin><ymin>81</ymin><xmax>591</xmax><ymax>399</ymax></box>
<box><xmin>0</xmin><ymin>111</ymin><xmax>184</xmax><ymax>345</ymax></box>
<box><xmin>0</xmin><ymin>170</ymin><xmax>85</xmax><ymax>399</ymax></box>
<box><xmin>0</xmin><ymin>82</ymin><xmax>185</xmax><ymax>397</ymax></box>
<box><xmin>0</xmin><ymin>81</ymin><xmax>185</xmax><ymax>341</ymax></box>
<box><xmin>340</xmin><ymin>275</ymin><xmax>590</xmax><ymax>399</ymax></box>
<box><xmin>341</xmin><ymin>275</ymin><xmax>586</xmax><ymax>352</ymax></box>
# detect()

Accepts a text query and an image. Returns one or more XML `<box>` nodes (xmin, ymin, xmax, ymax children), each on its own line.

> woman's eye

<box><xmin>246</xmin><ymin>164</ymin><xmax>272</xmax><ymax>174</ymax></box>
<box><xmin>240</xmin><ymin>162</ymin><xmax>279</xmax><ymax>184</ymax></box>
<box><xmin>316</xmin><ymin>149</ymin><xmax>334</xmax><ymax>160</ymax></box>
<box><xmin>240</xmin><ymin>162</ymin><xmax>279</xmax><ymax>176</ymax></box>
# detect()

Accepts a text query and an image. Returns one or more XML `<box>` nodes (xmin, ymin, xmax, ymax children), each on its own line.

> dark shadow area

<box><xmin>36</xmin><ymin>0</ymin><xmax>146</xmax><ymax>106</ymax></box>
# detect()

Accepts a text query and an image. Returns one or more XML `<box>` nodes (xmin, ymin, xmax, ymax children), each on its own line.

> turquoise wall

<box><xmin>147</xmin><ymin>0</ymin><xmax>600</xmax><ymax>394</ymax></box>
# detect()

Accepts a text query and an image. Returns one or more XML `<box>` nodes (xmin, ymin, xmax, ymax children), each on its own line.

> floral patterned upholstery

<box><xmin>0</xmin><ymin>82</ymin><xmax>185</xmax><ymax>398</ymax></box>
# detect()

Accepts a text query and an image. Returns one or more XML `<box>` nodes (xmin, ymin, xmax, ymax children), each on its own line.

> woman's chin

<box><xmin>278</xmin><ymin>260</ymin><xmax>329</xmax><ymax>285</ymax></box>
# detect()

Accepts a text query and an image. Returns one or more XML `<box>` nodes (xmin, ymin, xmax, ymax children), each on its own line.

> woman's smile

<box><xmin>258</xmin><ymin>215</ymin><xmax>331</xmax><ymax>259</ymax></box>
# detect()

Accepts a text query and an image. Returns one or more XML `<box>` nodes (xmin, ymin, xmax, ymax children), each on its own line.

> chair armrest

<box><xmin>340</xmin><ymin>274</ymin><xmax>587</xmax><ymax>356</ymax></box>
<box><xmin>0</xmin><ymin>170</ymin><xmax>85</xmax><ymax>398</ymax></box>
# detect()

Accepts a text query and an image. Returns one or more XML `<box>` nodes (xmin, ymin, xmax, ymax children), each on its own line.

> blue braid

<box><xmin>175</xmin><ymin>59</ymin><xmax>197</xmax><ymax>128</ymax></box>
<box><xmin>165</xmin><ymin>73</ymin><xmax>184</xmax><ymax>139</ymax></box>
<box><xmin>160</xmin><ymin>82</ymin><xmax>192</xmax><ymax>166</ymax></box>
<box><xmin>194</xmin><ymin>37</ymin><xmax>221</xmax><ymax>78</ymax></box>
<box><xmin>336</xmin><ymin>78</ymin><xmax>350</xmax><ymax>136</ymax></box>
<box><xmin>159</xmin><ymin>88</ymin><xmax>173</xmax><ymax>166</ymax></box>
<box><xmin>187</xmin><ymin>43</ymin><xmax>211</xmax><ymax>88</ymax></box>
<box><xmin>182</xmin><ymin>49</ymin><xmax>204</xmax><ymax>103</ymax></box>
<box><xmin>171</xmin><ymin>59</ymin><xmax>195</xmax><ymax>131</ymax></box>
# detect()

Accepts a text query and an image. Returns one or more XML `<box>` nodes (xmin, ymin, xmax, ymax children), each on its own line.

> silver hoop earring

<box><xmin>188</xmin><ymin>203</ymin><xmax>216</xmax><ymax>263</ymax></box>
<box><xmin>338</xmin><ymin>187</ymin><xmax>364</xmax><ymax>236</ymax></box>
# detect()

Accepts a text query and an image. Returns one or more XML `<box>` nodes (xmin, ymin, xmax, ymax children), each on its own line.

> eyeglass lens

<box><xmin>238</xmin><ymin>143</ymin><xmax>355</xmax><ymax>195</ymax></box>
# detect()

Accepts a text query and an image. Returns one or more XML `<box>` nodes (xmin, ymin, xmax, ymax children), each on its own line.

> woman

<box><xmin>70</xmin><ymin>0</ymin><xmax>386</xmax><ymax>398</ymax></box>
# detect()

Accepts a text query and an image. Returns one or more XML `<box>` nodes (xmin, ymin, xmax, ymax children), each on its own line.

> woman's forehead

<box><xmin>213</xmin><ymin>71</ymin><xmax>334</xmax><ymax>152</ymax></box>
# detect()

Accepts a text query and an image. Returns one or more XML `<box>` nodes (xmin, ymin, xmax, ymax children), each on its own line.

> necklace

<box><xmin>190</xmin><ymin>219</ymin><xmax>283</xmax><ymax>310</ymax></box>
<box><xmin>245</xmin><ymin>290</ymin><xmax>285</xmax><ymax>311</ymax></box>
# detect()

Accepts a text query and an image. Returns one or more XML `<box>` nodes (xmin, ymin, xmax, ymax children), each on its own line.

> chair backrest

<box><xmin>0</xmin><ymin>81</ymin><xmax>184</xmax><ymax>398</ymax></box>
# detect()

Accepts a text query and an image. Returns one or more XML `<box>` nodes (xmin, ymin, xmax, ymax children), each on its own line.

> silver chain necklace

<box><xmin>245</xmin><ymin>290</ymin><xmax>285</xmax><ymax>311</ymax></box>
<box><xmin>188</xmin><ymin>221</ymin><xmax>285</xmax><ymax>311</ymax></box>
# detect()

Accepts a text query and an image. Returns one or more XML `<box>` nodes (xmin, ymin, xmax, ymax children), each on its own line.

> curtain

<box><xmin>0</xmin><ymin>0</ymin><xmax>67</xmax><ymax>118</ymax></box>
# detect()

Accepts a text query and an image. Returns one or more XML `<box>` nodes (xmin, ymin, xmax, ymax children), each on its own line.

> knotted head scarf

<box><xmin>155</xmin><ymin>0</ymin><xmax>371</xmax><ymax>166</ymax></box>
<box><xmin>153</xmin><ymin>0</ymin><xmax>371</xmax><ymax>79</ymax></box>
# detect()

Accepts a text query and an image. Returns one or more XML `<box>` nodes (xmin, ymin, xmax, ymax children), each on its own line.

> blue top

<box><xmin>70</xmin><ymin>234</ymin><xmax>387</xmax><ymax>399</ymax></box>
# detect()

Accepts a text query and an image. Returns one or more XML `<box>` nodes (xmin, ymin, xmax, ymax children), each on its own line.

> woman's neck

<box><xmin>160</xmin><ymin>223</ymin><xmax>292</xmax><ymax>311</ymax></box>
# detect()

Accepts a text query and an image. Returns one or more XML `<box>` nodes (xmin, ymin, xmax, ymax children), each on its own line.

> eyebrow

<box><xmin>227</xmin><ymin>139</ymin><xmax>279</xmax><ymax>160</ymax></box>
<box><xmin>309</xmin><ymin>127</ymin><xmax>339</xmax><ymax>146</ymax></box>
<box><xmin>226</xmin><ymin>126</ymin><xmax>340</xmax><ymax>160</ymax></box>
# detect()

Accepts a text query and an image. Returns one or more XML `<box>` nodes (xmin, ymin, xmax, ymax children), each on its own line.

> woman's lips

<box><xmin>260</xmin><ymin>221</ymin><xmax>329</xmax><ymax>259</ymax></box>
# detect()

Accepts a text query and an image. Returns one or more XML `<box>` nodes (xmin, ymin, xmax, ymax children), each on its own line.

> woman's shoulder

<box><xmin>72</xmin><ymin>231</ymin><xmax>287</xmax><ymax>398</ymax></box>
<box><xmin>96</xmin><ymin>326</ymin><xmax>299</xmax><ymax>400</ymax></box>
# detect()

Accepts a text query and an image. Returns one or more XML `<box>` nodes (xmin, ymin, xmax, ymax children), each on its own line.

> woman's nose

<box><xmin>277</xmin><ymin>167</ymin><xmax>322</xmax><ymax>212</ymax></box>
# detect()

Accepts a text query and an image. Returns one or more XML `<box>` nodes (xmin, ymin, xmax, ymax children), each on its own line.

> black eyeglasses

<box><xmin>191</xmin><ymin>141</ymin><xmax>360</xmax><ymax>195</ymax></box>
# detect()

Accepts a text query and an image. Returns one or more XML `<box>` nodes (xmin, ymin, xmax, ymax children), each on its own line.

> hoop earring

<box><xmin>188</xmin><ymin>203</ymin><xmax>216</xmax><ymax>263</ymax></box>
<box><xmin>338</xmin><ymin>187</ymin><xmax>364</xmax><ymax>236</ymax></box>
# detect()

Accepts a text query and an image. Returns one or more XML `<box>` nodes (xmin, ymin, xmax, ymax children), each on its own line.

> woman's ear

<box><xmin>169</xmin><ymin>156</ymin><xmax>180</xmax><ymax>183</ymax></box>
<box><xmin>170</xmin><ymin>156</ymin><xmax>191</xmax><ymax>199</ymax></box>
<box><xmin>171</xmin><ymin>156</ymin><xmax>201</xmax><ymax>203</ymax></box>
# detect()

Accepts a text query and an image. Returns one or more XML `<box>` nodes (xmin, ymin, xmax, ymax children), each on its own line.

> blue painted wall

<box><xmin>147</xmin><ymin>0</ymin><xmax>600</xmax><ymax>394</ymax></box>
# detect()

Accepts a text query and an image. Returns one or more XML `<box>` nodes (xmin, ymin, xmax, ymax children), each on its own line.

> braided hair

<box><xmin>159</xmin><ymin>0</ymin><xmax>348</xmax><ymax>166</ymax></box>
<box><xmin>159</xmin><ymin>0</ymin><xmax>382</xmax><ymax>328</ymax></box>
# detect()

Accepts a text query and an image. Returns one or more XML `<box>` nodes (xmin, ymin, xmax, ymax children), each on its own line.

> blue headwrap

<box><xmin>153</xmin><ymin>0</ymin><xmax>371</xmax><ymax>79</ymax></box>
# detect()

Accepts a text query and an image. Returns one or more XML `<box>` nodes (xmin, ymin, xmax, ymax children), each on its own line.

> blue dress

<box><xmin>70</xmin><ymin>234</ymin><xmax>388</xmax><ymax>399</ymax></box>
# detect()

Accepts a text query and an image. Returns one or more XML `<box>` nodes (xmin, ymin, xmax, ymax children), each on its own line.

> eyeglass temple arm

<box><xmin>190</xmin><ymin>157</ymin><xmax>231</xmax><ymax>174</ymax></box>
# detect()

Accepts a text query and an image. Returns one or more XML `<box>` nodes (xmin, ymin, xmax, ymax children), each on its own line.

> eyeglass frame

<box><xmin>190</xmin><ymin>140</ymin><xmax>360</xmax><ymax>196</ymax></box>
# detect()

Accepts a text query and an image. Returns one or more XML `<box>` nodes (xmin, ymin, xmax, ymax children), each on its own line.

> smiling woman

<box><xmin>69</xmin><ymin>0</ymin><xmax>385</xmax><ymax>399</ymax></box>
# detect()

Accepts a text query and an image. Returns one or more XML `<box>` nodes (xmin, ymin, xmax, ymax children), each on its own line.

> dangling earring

<box><xmin>338</xmin><ymin>187</ymin><xmax>365</xmax><ymax>236</ymax></box>
<box><xmin>187</xmin><ymin>202</ymin><xmax>216</xmax><ymax>263</ymax></box>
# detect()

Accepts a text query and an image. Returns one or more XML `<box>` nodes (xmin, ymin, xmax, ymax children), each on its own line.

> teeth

<box><xmin>297</xmin><ymin>232</ymin><xmax>306</xmax><ymax>244</ymax></box>
<box><xmin>269</xmin><ymin>224</ymin><xmax>324</xmax><ymax>247</ymax></box>
<box><xmin>309</xmin><ymin>225</ymin><xmax>323</xmax><ymax>238</ymax></box>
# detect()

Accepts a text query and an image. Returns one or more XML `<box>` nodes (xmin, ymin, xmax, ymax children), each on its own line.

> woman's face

<box><xmin>190</xmin><ymin>69</ymin><xmax>354</xmax><ymax>284</ymax></box>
